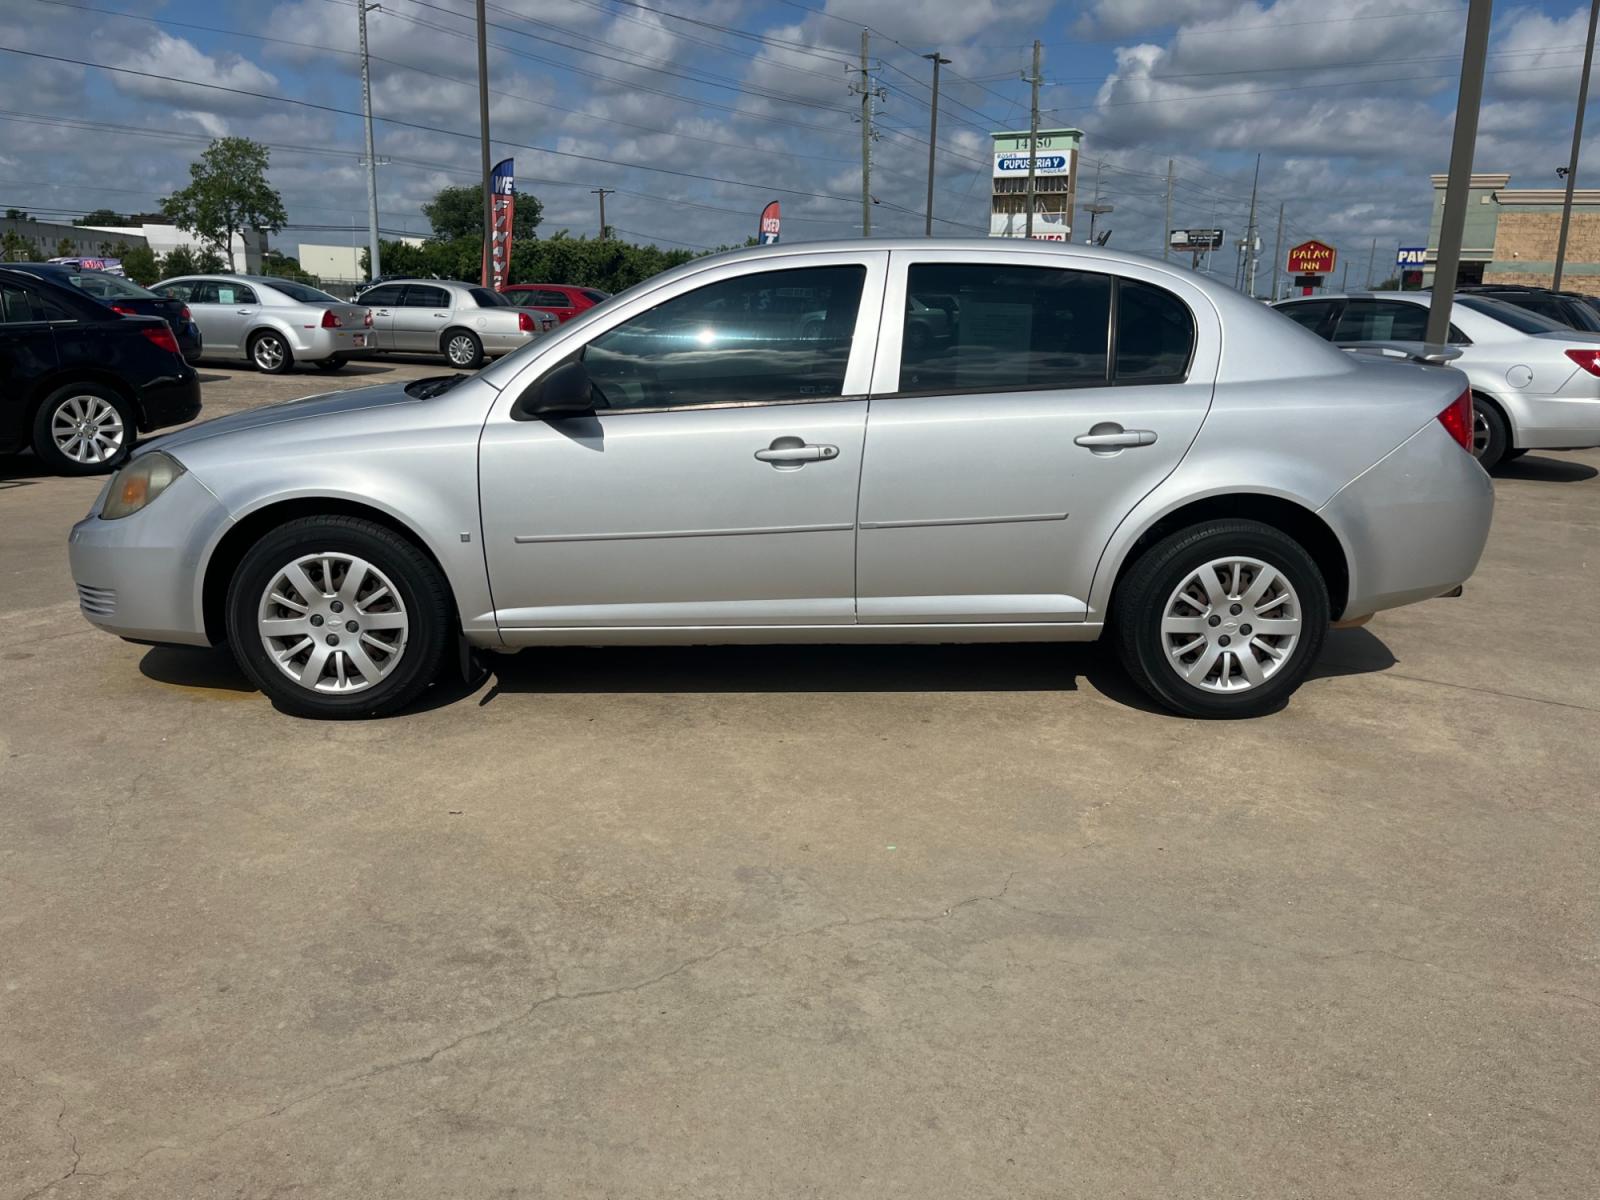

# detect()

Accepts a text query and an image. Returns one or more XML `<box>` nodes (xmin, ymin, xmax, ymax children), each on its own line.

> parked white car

<box><xmin>350</xmin><ymin>278</ymin><xmax>550</xmax><ymax>368</ymax></box>
<box><xmin>1274</xmin><ymin>291</ymin><xmax>1600</xmax><ymax>469</ymax></box>
<box><xmin>151</xmin><ymin>275</ymin><xmax>372</xmax><ymax>374</ymax></box>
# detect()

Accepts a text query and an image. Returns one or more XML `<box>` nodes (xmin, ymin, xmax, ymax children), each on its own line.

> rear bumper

<box><xmin>67</xmin><ymin>469</ymin><xmax>230</xmax><ymax>646</ymax></box>
<box><xmin>290</xmin><ymin>327</ymin><xmax>371</xmax><ymax>359</ymax></box>
<box><xmin>1320</xmin><ymin>421</ymin><xmax>1494</xmax><ymax>620</ymax></box>
<box><xmin>1506</xmin><ymin>392</ymin><xmax>1600</xmax><ymax>449</ymax></box>
<box><xmin>136</xmin><ymin>369</ymin><xmax>202</xmax><ymax>433</ymax></box>
<box><xmin>483</xmin><ymin>330</ymin><xmax>535</xmax><ymax>356</ymax></box>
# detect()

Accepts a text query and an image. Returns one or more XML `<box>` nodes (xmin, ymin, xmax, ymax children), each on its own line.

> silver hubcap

<box><xmin>254</xmin><ymin>336</ymin><xmax>285</xmax><ymax>370</ymax></box>
<box><xmin>257</xmin><ymin>553</ymin><xmax>408</xmax><ymax>695</ymax></box>
<box><xmin>1471</xmin><ymin>406</ymin><xmax>1489</xmax><ymax>458</ymax></box>
<box><xmin>51</xmin><ymin>395</ymin><xmax>125</xmax><ymax>464</ymax></box>
<box><xmin>1161</xmin><ymin>556</ymin><xmax>1302</xmax><ymax>694</ymax></box>
<box><xmin>447</xmin><ymin>335</ymin><xmax>476</xmax><ymax>365</ymax></box>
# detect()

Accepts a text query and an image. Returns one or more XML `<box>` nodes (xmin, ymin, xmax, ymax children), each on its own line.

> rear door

<box><xmin>0</xmin><ymin>280</ymin><xmax>58</xmax><ymax>451</ymax></box>
<box><xmin>393</xmin><ymin>284</ymin><xmax>450</xmax><ymax>351</ymax></box>
<box><xmin>855</xmin><ymin>251</ymin><xmax>1217</xmax><ymax>623</ymax></box>
<box><xmin>357</xmin><ymin>284</ymin><xmax>404</xmax><ymax>348</ymax></box>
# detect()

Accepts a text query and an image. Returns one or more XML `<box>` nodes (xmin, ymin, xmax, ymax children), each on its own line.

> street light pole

<box><xmin>356</xmin><ymin>0</ymin><xmax>381</xmax><ymax>283</ymax></box>
<box><xmin>1427</xmin><ymin>0</ymin><xmax>1493</xmax><ymax>346</ymax></box>
<box><xmin>475</xmin><ymin>0</ymin><xmax>492</xmax><ymax>287</ymax></box>
<box><xmin>922</xmin><ymin>51</ymin><xmax>950</xmax><ymax>237</ymax></box>
<box><xmin>1024</xmin><ymin>40</ymin><xmax>1040</xmax><ymax>239</ymax></box>
<box><xmin>1554</xmin><ymin>0</ymin><xmax>1600</xmax><ymax>290</ymax></box>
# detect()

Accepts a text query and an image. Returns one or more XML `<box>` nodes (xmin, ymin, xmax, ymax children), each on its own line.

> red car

<box><xmin>500</xmin><ymin>283</ymin><xmax>610</xmax><ymax>324</ymax></box>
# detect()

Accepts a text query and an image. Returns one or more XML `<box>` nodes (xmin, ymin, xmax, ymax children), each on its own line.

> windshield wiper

<box><xmin>404</xmin><ymin>374</ymin><xmax>468</xmax><ymax>399</ymax></box>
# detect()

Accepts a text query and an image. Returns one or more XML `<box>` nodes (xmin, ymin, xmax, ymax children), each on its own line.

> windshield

<box><xmin>1455</xmin><ymin>295</ymin><xmax>1569</xmax><ymax>335</ymax></box>
<box><xmin>64</xmin><ymin>271</ymin><xmax>156</xmax><ymax>301</ymax></box>
<box><xmin>266</xmin><ymin>279</ymin><xmax>340</xmax><ymax>304</ymax></box>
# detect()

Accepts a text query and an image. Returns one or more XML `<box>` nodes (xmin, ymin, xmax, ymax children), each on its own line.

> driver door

<box><xmin>478</xmin><ymin>252</ymin><xmax>887</xmax><ymax>635</ymax></box>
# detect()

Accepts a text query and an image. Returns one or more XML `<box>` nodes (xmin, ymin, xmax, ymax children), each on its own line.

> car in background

<box><xmin>1</xmin><ymin>265</ymin><xmax>198</xmax><ymax>475</ymax></box>
<box><xmin>150</xmin><ymin>275</ymin><xmax>371</xmax><ymax>374</ymax></box>
<box><xmin>353</xmin><ymin>279</ymin><xmax>545</xmax><ymax>367</ymax></box>
<box><xmin>1456</xmin><ymin>284</ymin><xmax>1600</xmax><ymax>332</ymax></box>
<box><xmin>500</xmin><ymin>283</ymin><xmax>609</xmax><ymax>323</ymax></box>
<box><xmin>1273</xmin><ymin>290</ymin><xmax>1600</xmax><ymax>469</ymax></box>
<box><xmin>3</xmin><ymin>261</ymin><xmax>203</xmax><ymax>361</ymax></box>
<box><xmin>68</xmin><ymin>240</ymin><xmax>1490</xmax><ymax>721</ymax></box>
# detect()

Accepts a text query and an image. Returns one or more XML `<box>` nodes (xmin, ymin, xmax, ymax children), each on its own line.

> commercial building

<box><xmin>0</xmin><ymin>216</ymin><xmax>150</xmax><ymax>261</ymax></box>
<box><xmin>1422</xmin><ymin>173</ymin><xmax>1600</xmax><ymax>289</ymax></box>
<box><xmin>989</xmin><ymin>128</ymin><xmax>1082</xmax><ymax>241</ymax></box>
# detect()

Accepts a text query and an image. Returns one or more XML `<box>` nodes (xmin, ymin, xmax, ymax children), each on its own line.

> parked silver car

<box><xmin>69</xmin><ymin>241</ymin><xmax>1492</xmax><ymax>720</ymax></box>
<box><xmin>1274</xmin><ymin>290</ymin><xmax>1600</xmax><ymax>469</ymax></box>
<box><xmin>351</xmin><ymin>278</ymin><xmax>548</xmax><ymax>367</ymax></box>
<box><xmin>151</xmin><ymin>275</ymin><xmax>372</xmax><ymax>374</ymax></box>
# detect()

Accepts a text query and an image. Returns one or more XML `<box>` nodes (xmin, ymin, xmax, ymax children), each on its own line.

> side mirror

<box><xmin>512</xmin><ymin>358</ymin><xmax>595</xmax><ymax>420</ymax></box>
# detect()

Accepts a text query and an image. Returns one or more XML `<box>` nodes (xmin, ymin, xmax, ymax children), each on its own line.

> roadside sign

<box><xmin>1287</xmin><ymin>240</ymin><xmax>1336</xmax><ymax>275</ymax></box>
<box><xmin>1169</xmin><ymin>227</ymin><xmax>1224</xmax><ymax>251</ymax></box>
<box><xmin>1396</xmin><ymin>246</ymin><xmax>1427</xmax><ymax>268</ymax></box>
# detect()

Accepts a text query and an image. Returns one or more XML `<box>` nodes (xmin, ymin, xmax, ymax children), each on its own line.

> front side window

<box><xmin>536</xmin><ymin>289</ymin><xmax>569</xmax><ymax>308</ymax></box>
<box><xmin>1115</xmin><ymin>280</ymin><xmax>1195</xmax><ymax>382</ymax></box>
<box><xmin>360</xmin><ymin>285</ymin><xmax>402</xmax><ymax>307</ymax></box>
<box><xmin>581</xmin><ymin>264</ymin><xmax>866</xmax><ymax>411</ymax></box>
<box><xmin>898</xmin><ymin>263</ymin><xmax>1110</xmax><ymax>394</ymax></box>
<box><xmin>156</xmin><ymin>281</ymin><xmax>195</xmax><ymax>302</ymax></box>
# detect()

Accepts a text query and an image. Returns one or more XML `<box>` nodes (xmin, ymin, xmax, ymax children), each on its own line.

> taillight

<box><xmin>180</xmin><ymin>305</ymin><xmax>192</xmax><ymax>321</ymax></box>
<box><xmin>517</xmin><ymin>310</ymin><xmax>534</xmax><ymax>333</ymax></box>
<box><xmin>1437</xmin><ymin>389</ymin><xmax>1474</xmax><ymax>453</ymax></box>
<box><xmin>321</xmin><ymin>309</ymin><xmax>343</xmax><ymax>328</ymax></box>
<box><xmin>1564</xmin><ymin>348</ymin><xmax>1600</xmax><ymax>376</ymax></box>
<box><xmin>139</xmin><ymin>324</ymin><xmax>181</xmax><ymax>356</ymax></box>
<box><xmin>363</xmin><ymin>310</ymin><xmax>373</xmax><ymax>327</ymax></box>
<box><xmin>110</xmin><ymin>303</ymin><xmax>136</xmax><ymax>316</ymax></box>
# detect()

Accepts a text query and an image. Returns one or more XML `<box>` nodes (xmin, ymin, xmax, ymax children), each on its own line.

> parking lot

<box><xmin>3</xmin><ymin>363</ymin><xmax>1598</xmax><ymax>1197</ymax></box>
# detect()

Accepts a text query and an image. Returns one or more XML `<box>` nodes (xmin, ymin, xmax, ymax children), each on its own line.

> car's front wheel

<box><xmin>226</xmin><ymin>516</ymin><xmax>454</xmax><ymax>718</ymax></box>
<box><xmin>1113</xmin><ymin>519</ymin><xmax>1329</xmax><ymax>719</ymax></box>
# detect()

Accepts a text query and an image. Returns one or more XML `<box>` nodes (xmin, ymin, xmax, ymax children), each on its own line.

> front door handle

<box><xmin>1075</xmin><ymin>423</ymin><xmax>1157</xmax><ymax>453</ymax></box>
<box><xmin>754</xmin><ymin>437</ymin><xmax>840</xmax><ymax>467</ymax></box>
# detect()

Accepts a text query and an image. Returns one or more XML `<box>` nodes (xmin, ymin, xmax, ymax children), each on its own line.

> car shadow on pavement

<box><xmin>1493</xmin><ymin>454</ymin><xmax>1598</xmax><ymax>483</ymax></box>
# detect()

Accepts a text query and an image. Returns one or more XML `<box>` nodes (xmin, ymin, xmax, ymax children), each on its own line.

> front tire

<box><xmin>315</xmin><ymin>357</ymin><xmax>349</xmax><ymax>372</ymax></box>
<box><xmin>1471</xmin><ymin>395</ymin><xmax>1509</xmax><ymax>471</ymax></box>
<box><xmin>31</xmin><ymin>384</ymin><xmax>135</xmax><ymax>476</ymax></box>
<box><xmin>443</xmin><ymin>329</ymin><xmax>483</xmax><ymax>369</ymax></box>
<box><xmin>225</xmin><ymin>516</ymin><xmax>454</xmax><ymax>719</ymax></box>
<box><xmin>249</xmin><ymin>330</ymin><xmax>294</xmax><ymax>374</ymax></box>
<box><xmin>1113</xmin><ymin>520</ymin><xmax>1330</xmax><ymax>719</ymax></box>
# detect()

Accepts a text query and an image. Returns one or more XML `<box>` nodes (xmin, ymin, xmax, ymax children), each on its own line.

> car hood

<box><xmin>147</xmin><ymin>382</ymin><xmax>419</xmax><ymax>455</ymax></box>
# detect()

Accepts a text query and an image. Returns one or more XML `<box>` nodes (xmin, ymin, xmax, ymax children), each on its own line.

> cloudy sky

<box><xmin>0</xmin><ymin>0</ymin><xmax>1594</xmax><ymax>291</ymax></box>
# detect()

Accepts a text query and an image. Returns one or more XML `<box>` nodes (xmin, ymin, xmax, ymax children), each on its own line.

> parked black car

<box><xmin>0</xmin><ymin>261</ymin><xmax>203</xmax><ymax>360</ymax></box>
<box><xmin>1</xmin><ymin>266</ymin><xmax>200</xmax><ymax>475</ymax></box>
<box><xmin>1456</xmin><ymin>284</ymin><xmax>1600</xmax><ymax>332</ymax></box>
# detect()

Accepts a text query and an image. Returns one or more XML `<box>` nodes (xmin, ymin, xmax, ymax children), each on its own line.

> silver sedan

<box><xmin>351</xmin><ymin>278</ymin><xmax>550</xmax><ymax>368</ymax></box>
<box><xmin>69</xmin><ymin>240</ymin><xmax>1492</xmax><ymax>720</ymax></box>
<box><xmin>151</xmin><ymin>275</ymin><xmax>373</xmax><ymax>374</ymax></box>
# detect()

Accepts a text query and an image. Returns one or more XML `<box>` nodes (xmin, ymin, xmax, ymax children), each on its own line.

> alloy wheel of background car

<box><xmin>1114</xmin><ymin>519</ymin><xmax>1329</xmax><ymax>719</ymax></box>
<box><xmin>250</xmin><ymin>331</ymin><xmax>293</xmax><ymax>374</ymax></box>
<box><xmin>1470</xmin><ymin>396</ymin><xmax>1508</xmax><ymax>471</ymax></box>
<box><xmin>31</xmin><ymin>384</ymin><xmax>135</xmax><ymax>476</ymax></box>
<box><xmin>226</xmin><ymin>516</ymin><xmax>454</xmax><ymax>719</ymax></box>
<box><xmin>445</xmin><ymin>331</ymin><xmax>483</xmax><ymax>368</ymax></box>
<box><xmin>256</xmin><ymin>552</ymin><xmax>410</xmax><ymax>695</ymax></box>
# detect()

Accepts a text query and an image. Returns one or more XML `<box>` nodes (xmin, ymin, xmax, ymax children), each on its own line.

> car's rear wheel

<box><xmin>226</xmin><ymin>516</ymin><xmax>454</xmax><ymax>719</ymax></box>
<box><xmin>444</xmin><ymin>329</ymin><xmax>483</xmax><ymax>369</ymax></box>
<box><xmin>315</xmin><ymin>357</ymin><xmax>349</xmax><ymax>372</ymax></box>
<box><xmin>1471</xmin><ymin>395</ymin><xmax>1509</xmax><ymax>471</ymax></box>
<box><xmin>31</xmin><ymin>384</ymin><xmax>135</xmax><ymax>476</ymax></box>
<box><xmin>1114</xmin><ymin>519</ymin><xmax>1329</xmax><ymax>719</ymax></box>
<box><xmin>249</xmin><ymin>330</ymin><xmax>294</xmax><ymax>374</ymax></box>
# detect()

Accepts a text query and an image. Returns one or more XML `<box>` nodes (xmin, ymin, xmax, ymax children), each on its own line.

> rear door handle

<box><xmin>754</xmin><ymin>439</ymin><xmax>839</xmax><ymax>466</ymax></box>
<box><xmin>1075</xmin><ymin>425</ymin><xmax>1157</xmax><ymax>451</ymax></box>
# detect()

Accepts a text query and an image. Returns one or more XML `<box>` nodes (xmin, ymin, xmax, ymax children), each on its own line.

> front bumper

<box><xmin>138</xmin><ymin>369</ymin><xmax>202</xmax><ymax>433</ymax></box>
<box><xmin>1320</xmin><ymin>421</ymin><xmax>1494</xmax><ymax>620</ymax></box>
<box><xmin>68</xmin><ymin>469</ymin><xmax>232</xmax><ymax>646</ymax></box>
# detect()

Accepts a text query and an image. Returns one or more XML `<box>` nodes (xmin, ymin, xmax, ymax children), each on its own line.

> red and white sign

<box><xmin>758</xmin><ymin>200</ymin><xmax>781</xmax><ymax>245</ymax></box>
<box><xmin>1287</xmin><ymin>239</ymin><xmax>1336</xmax><ymax>276</ymax></box>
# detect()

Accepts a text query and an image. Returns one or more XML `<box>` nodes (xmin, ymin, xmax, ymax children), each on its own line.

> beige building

<box><xmin>1424</xmin><ymin>173</ymin><xmax>1600</xmax><ymax>289</ymax></box>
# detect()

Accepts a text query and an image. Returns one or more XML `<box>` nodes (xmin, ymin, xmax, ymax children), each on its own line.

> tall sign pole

<box><xmin>1243</xmin><ymin>153</ymin><xmax>1261</xmax><ymax>296</ymax></box>
<box><xmin>1554</xmin><ymin>0</ymin><xmax>1600</xmax><ymax>290</ymax></box>
<box><xmin>1163</xmin><ymin>159</ymin><xmax>1174</xmax><ymax>261</ymax></box>
<box><xmin>475</xmin><ymin>0</ymin><xmax>492</xmax><ymax>286</ymax></box>
<box><xmin>1025</xmin><ymin>40</ymin><xmax>1041</xmax><ymax>239</ymax></box>
<box><xmin>1427</xmin><ymin>0</ymin><xmax>1492</xmax><ymax>344</ymax></box>
<box><xmin>922</xmin><ymin>52</ymin><xmax>950</xmax><ymax>237</ymax></box>
<box><xmin>1270</xmin><ymin>201</ymin><xmax>1285</xmax><ymax>301</ymax></box>
<box><xmin>357</xmin><ymin>0</ymin><xmax>381</xmax><ymax>282</ymax></box>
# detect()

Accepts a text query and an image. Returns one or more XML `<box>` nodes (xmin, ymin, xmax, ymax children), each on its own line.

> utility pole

<box><xmin>356</xmin><ymin>0</ymin><xmax>381</xmax><ymax>283</ymax></box>
<box><xmin>1243</xmin><ymin>153</ymin><xmax>1261</xmax><ymax>296</ymax></box>
<box><xmin>1024</xmin><ymin>39</ymin><xmax>1041</xmax><ymax>239</ymax></box>
<box><xmin>849</xmin><ymin>30</ymin><xmax>883</xmax><ymax>236</ymax></box>
<box><xmin>1163</xmin><ymin>158</ymin><xmax>1174</xmax><ymax>261</ymax></box>
<box><xmin>1084</xmin><ymin>161</ymin><xmax>1111</xmax><ymax>244</ymax></box>
<box><xmin>1427</xmin><ymin>0</ymin><xmax>1492</xmax><ymax>345</ymax></box>
<box><xmin>474</xmin><ymin>0</ymin><xmax>492</xmax><ymax>286</ymax></box>
<box><xmin>1554</xmin><ymin>0</ymin><xmax>1600</xmax><ymax>289</ymax></box>
<box><xmin>1341</xmin><ymin>259</ymin><xmax>1350</xmax><ymax>291</ymax></box>
<box><xmin>1365</xmin><ymin>237</ymin><xmax>1378</xmax><ymax>287</ymax></box>
<box><xmin>591</xmin><ymin>188</ymin><xmax>614</xmax><ymax>239</ymax></box>
<box><xmin>922</xmin><ymin>51</ymin><xmax>950</xmax><ymax>237</ymax></box>
<box><xmin>1270</xmin><ymin>200</ymin><xmax>1284</xmax><ymax>301</ymax></box>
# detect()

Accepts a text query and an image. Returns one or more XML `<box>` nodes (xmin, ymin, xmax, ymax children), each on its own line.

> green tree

<box><xmin>160</xmin><ymin>137</ymin><xmax>287</xmax><ymax>263</ymax></box>
<box><xmin>74</xmin><ymin>208</ymin><xmax>129</xmax><ymax>227</ymax></box>
<box><xmin>2</xmin><ymin>230</ymin><xmax>37</xmax><ymax>261</ymax></box>
<box><xmin>159</xmin><ymin>245</ymin><xmax>227</xmax><ymax>277</ymax></box>
<box><xmin>260</xmin><ymin>248</ymin><xmax>315</xmax><ymax>283</ymax></box>
<box><xmin>120</xmin><ymin>244</ymin><xmax>160</xmax><ymax>284</ymax></box>
<box><xmin>4</xmin><ymin>208</ymin><xmax>30</xmax><ymax>221</ymax></box>
<box><xmin>422</xmin><ymin>184</ymin><xmax>542</xmax><ymax>241</ymax></box>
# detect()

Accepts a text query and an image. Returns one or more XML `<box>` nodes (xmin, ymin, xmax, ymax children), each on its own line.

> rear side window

<box><xmin>899</xmin><ymin>263</ymin><xmax>1110</xmax><ymax>393</ymax></box>
<box><xmin>213</xmin><ymin>282</ymin><xmax>256</xmax><ymax>305</ymax></box>
<box><xmin>469</xmin><ymin>287</ymin><xmax>508</xmax><ymax>307</ymax></box>
<box><xmin>1333</xmin><ymin>300</ymin><xmax>1429</xmax><ymax>342</ymax></box>
<box><xmin>67</xmin><ymin>272</ymin><xmax>153</xmax><ymax>300</ymax></box>
<box><xmin>1561</xmin><ymin>299</ymin><xmax>1600</xmax><ymax>331</ymax></box>
<box><xmin>0</xmin><ymin>282</ymin><xmax>39</xmax><ymax>323</ymax></box>
<box><xmin>268</xmin><ymin>280</ymin><xmax>339</xmax><ymax>304</ymax></box>
<box><xmin>1114</xmin><ymin>280</ymin><xmax>1194</xmax><ymax>382</ymax></box>
<box><xmin>580</xmin><ymin>289</ymin><xmax>609</xmax><ymax>303</ymax></box>
<box><xmin>403</xmin><ymin>285</ymin><xmax>449</xmax><ymax>309</ymax></box>
<box><xmin>1276</xmin><ymin>300</ymin><xmax>1336</xmax><ymax>335</ymax></box>
<box><xmin>536</xmin><ymin>289</ymin><xmax>569</xmax><ymax>307</ymax></box>
<box><xmin>1455</xmin><ymin>295</ymin><xmax>1567</xmax><ymax>334</ymax></box>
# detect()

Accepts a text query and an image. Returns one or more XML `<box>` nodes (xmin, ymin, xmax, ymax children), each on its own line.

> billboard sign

<box><xmin>1396</xmin><ymin>246</ymin><xmax>1427</xmax><ymax>268</ymax></box>
<box><xmin>484</xmin><ymin>158</ymin><xmax>515</xmax><ymax>290</ymax></box>
<box><xmin>49</xmin><ymin>256</ymin><xmax>124</xmax><ymax>276</ymax></box>
<box><xmin>1168</xmin><ymin>228</ymin><xmax>1225</xmax><ymax>251</ymax></box>
<box><xmin>1287</xmin><ymin>239</ymin><xmax>1336</xmax><ymax>275</ymax></box>
<box><xmin>758</xmin><ymin>199</ymin><xmax>781</xmax><ymax>245</ymax></box>
<box><xmin>989</xmin><ymin>209</ymin><xmax>1069</xmax><ymax>240</ymax></box>
<box><xmin>993</xmin><ymin>149</ymin><xmax>1074</xmax><ymax>178</ymax></box>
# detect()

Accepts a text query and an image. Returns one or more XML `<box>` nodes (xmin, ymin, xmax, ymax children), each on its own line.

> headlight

<box><xmin>101</xmin><ymin>451</ymin><xmax>186</xmax><ymax>520</ymax></box>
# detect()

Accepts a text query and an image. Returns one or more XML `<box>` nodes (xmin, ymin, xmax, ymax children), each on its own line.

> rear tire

<box><xmin>443</xmin><ymin>329</ymin><xmax>483</xmax><ymax>369</ymax></box>
<box><xmin>249</xmin><ymin>330</ymin><xmax>294</xmax><ymax>374</ymax></box>
<box><xmin>1113</xmin><ymin>519</ymin><xmax>1329</xmax><ymax>719</ymax></box>
<box><xmin>1471</xmin><ymin>395</ymin><xmax>1509</xmax><ymax>471</ymax></box>
<box><xmin>31</xmin><ymin>383</ymin><xmax>135</xmax><ymax>476</ymax></box>
<box><xmin>225</xmin><ymin>516</ymin><xmax>454</xmax><ymax>719</ymax></box>
<box><xmin>1501</xmin><ymin>447</ymin><xmax>1529</xmax><ymax>462</ymax></box>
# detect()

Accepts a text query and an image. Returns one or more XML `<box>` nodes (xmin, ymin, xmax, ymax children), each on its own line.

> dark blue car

<box><xmin>0</xmin><ymin>262</ymin><xmax>202</xmax><ymax>362</ymax></box>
